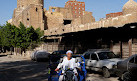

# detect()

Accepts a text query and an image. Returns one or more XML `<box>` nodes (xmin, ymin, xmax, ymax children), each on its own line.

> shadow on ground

<box><xmin>87</xmin><ymin>70</ymin><xmax>118</xmax><ymax>77</ymax></box>
<box><xmin>0</xmin><ymin>55</ymin><xmax>7</xmax><ymax>57</ymax></box>
<box><xmin>0</xmin><ymin>60</ymin><xmax>48</xmax><ymax>81</ymax></box>
<box><xmin>86</xmin><ymin>70</ymin><xmax>120</xmax><ymax>81</ymax></box>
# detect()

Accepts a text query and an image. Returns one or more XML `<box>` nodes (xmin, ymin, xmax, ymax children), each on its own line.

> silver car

<box><xmin>83</xmin><ymin>49</ymin><xmax>122</xmax><ymax>78</ymax></box>
<box><xmin>31</xmin><ymin>50</ymin><xmax>50</xmax><ymax>61</ymax></box>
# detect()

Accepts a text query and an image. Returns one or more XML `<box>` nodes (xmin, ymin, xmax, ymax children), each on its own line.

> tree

<box><xmin>35</xmin><ymin>28</ymin><xmax>44</xmax><ymax>43</ymax></box>
<box><xmin>17</xmin><ymin>22</ymin><xmax>44</xmax><ymax>54</ymax></box>
<box><xmin>0</xmin><ymin>23</ymin><xmax>17</xmax><ymax>54</ymax></box>
<box><xmin>0</xmin><ymin>22</ymin><xmax>44</xmax><ymax>55</ymax></box>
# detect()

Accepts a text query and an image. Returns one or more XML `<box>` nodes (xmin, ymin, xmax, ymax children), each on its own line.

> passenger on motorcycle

<box><xmin>55</xmin><ymin>50</ymin><xmax>81</xmax><ymax>81</ymax></box>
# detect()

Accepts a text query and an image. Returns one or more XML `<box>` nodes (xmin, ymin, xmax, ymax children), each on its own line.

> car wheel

<box><xmin>102</xmin><ymin>67</ymin><xmax>110</xmax><ymax>78</ymax></box>
<box><xmin>122</xmin><ymin>72</ymin><xmax>131</xmax><ymax>81</ymax></box>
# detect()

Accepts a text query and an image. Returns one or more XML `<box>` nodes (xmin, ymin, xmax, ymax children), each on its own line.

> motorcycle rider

<box><xmin>55</xmin><ymin>50</ymin><xmax>80</xmax><ymax>81</ymax></box>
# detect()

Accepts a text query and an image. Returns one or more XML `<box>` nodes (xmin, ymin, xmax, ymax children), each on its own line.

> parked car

<box><xmin>51</xmin><ymin>50</ymin><xmax>67</xmax><ymax>55</ymax></box>
<box><xmin>82</xmin><ymin>49</ymin><xmax>122</xmax><ymax>78</ymax></box>
<box><xmin>31</xmin><ymin>50</ymin><xmax>50</xmax><ymax>61</ymax></box>
<box><xmin>116</xmin><ymin>54</ymin><xmax>137</xmax><ymax>81</ymax></box>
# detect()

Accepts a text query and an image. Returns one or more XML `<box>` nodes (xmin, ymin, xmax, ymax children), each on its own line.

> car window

<box><xmin>135</xmin><ymin>56</ymin><xmax>137</xmax><ymax>64</ymax></box>
<box><xmin>84</xmin><ymin>53</ymin><xmax>90</xmax><ymax>59</ymax></box>
<box><xmin>56</xmin><ymin>51</ymin><xmax>60</xmax><ymax>54</ymax></box>
<box><xmin>129</xmin><ymin>57</ymin><xmax>134</xmax><ymax>63</ymax></box>
<box><xmin>91</xmin><ymin>54</ymin><xmax>98</xmax><ymax>60</ymax></box>
<box><xmin>98</xmin><ymin>52</ymin><xmax>116</xmax><ymax>60</ymax></box>
<box><xmin>52</xmin><ymin>52</ymin><xmax>56</xmax><ymax>54</ymax></box>
<box><xmin>50</xmin><ymin>55</ymin><xmax>60</xmax><ymax>62</ymax></box>
<box><xmin>37</xmin><ymin>52</ymin><xmax>47</xmax><ymax>55</ymax></box>
<box><xmin>60</xmin><ymin>51</ymin><xmax>66</xmax><ymax>54</ymax></box>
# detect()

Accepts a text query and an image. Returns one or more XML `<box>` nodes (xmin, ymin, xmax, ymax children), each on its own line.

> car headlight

<box><xmin>112</xmin><ymin>65</ymin><xmax>117</xmax><ymax>69</ymax></box>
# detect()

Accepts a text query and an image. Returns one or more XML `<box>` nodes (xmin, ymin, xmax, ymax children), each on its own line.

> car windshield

<box><xmin>98</xmin><ymin>52</ymin><xmax>116</xmax><ymax>60</ymax></box>
<box><xmin>50</xmin><ymin>55</ymin><xmax>61</xmax><ymax>62</ymax></box>
<box><xmin>37</xmin><ymin>52</ymin><xmax>47</xmax><ymax>55</ymax></box>
<box><xmin>52</xmin><ymin>51</ymin><xmax>66</xmax><ymax>55</ymax></box>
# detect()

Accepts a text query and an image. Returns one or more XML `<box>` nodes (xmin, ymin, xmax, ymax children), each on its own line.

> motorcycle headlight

<box><xmin>112</xmin><ymin>65</ymin><xmax>117</xmax><ymax>69</ymax></box>
<box><xmin>48</xmin><ymin>68</ymin><xmax>51</xmax><ymax>74</ymax></box>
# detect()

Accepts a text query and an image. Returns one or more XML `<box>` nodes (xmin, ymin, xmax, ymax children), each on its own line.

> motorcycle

<box><xmin>62</xmin><ymin>66</ymin><xmax>76</xmax><ymax>81</ymax></box>
<box><xmin>48</xmin><ymin>55</ymin><xmax>87</xmax><ymax>81</ymax></box>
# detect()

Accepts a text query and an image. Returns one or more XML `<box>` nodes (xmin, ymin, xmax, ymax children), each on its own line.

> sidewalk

<box><xmin>0</xmin><ymin>54</ymin><xmax>30</xmax><ymax>63</ymax></box>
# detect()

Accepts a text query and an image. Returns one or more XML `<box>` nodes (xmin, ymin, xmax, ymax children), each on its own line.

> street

<box><xmin>86</xmin><ymin>71</ymin><xmax>119</xmax><ymax>81</ymax></box>
<box><xmin>0</xmin><ymin>54</ymin><xmax>49</xmax><ymax>81</ymax></box>
<box><xmin>0</xmin><ymin>54</ymin><xmax>119</xmax><ymax>81</ymax></box>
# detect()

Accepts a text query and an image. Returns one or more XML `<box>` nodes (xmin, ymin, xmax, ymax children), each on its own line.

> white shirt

<box><xmin>57</xmin><ymin>57</ymin><xmax>80</xmax><ymax>73</ymax></box>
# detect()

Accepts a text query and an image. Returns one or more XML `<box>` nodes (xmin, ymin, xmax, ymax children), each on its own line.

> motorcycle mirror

<box><xmin>75</xmin><ymin>59</ymin><xmax>79</xmax><ymax>63</ymax></box>
<box><xmin>59</xmin><ymin>58</ymin><xmax>63</xmax><ymax>63</ymax></box>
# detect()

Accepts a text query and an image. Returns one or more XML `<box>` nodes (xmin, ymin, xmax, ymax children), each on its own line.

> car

<box><xmin>30</xmin><ymin>50</ymin><xmax>50</xmax><ymax>61</ymax></box>
<box><xmin>51</xmin><ymin>50</ymin><xmax>67</xmax><ymax>55</ymax></box>
<box><xmin>48</xmin><ymin>54</ymin><xmax>87</xmax><ymax>81</ymax></box>
<box><xmin>82</xmin><ymin>49</ymin><xmax>122</xmax><ymax>78</ymax></box>
<box><xmin>116</xmin><ymin>54</ymin><xmax>137</xmax><ymax>81</ymax></box>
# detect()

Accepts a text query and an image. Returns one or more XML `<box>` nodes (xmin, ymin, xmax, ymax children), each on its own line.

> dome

<box><xmin>123</xmin><ymin>0</ymin><xmax>137</xmax><ymax>15</ymax></box>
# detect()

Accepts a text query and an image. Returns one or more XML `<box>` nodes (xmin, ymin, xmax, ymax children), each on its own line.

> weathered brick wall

<box><xmin>106</xmin><ymin>12</ymin><xmax>123</xmax><ymax>19</ymax></box>
<box><xmin>12</xmin><ymin>4</ymin><xmax>44</xmax><ymax>30</ymax></box>
<box><xmin>12</xmin><ymin>0</ymin><xmax>44</xmax><ymax>30</ymax></box>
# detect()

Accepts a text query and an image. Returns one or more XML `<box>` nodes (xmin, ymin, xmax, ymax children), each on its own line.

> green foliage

<box><xmin>0</xmin><ymin>23</ymin><xmax>16</xmax><ymax>47</ymax></box>
<box><xmin>0</xmin><ymin>22</ymin><xmax>44</xmax><ymax>52</ymax></box>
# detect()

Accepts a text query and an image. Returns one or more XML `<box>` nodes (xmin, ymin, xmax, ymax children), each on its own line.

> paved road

<box><xmin>0</xmin><ymin>55</ymin><xmax>48</xmax><ymax>81</ymax></box>
<box><xmin>0</xmin><ymin>54</ymin><xmax>119</xmax><ymax>81</ymax></box>
<box><xmin>86</xmin><ymin>71</ymin><xmax>119</xmax><ymax>81</ymax></box>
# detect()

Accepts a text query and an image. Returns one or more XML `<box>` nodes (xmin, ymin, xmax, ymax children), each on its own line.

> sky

<box><xmin>0</xmin><ymin>0</ymin><xmax>136</xmax><ymax>25</ymax></box>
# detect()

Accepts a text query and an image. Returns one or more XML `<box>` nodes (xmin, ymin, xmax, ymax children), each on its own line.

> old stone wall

<box><xmin>12</xmin><ymin>4</ymin><xmax>44</xmax><ymax>30</ymax></box>
<box><xmin>45</xmin><ymin>12</ymin><xmax>137</xmax><ymax>36</ymax></box>
<box><xmin>17</xmin><ymin>0</ymin><xmax>43</xmax><ymax>9</ymax></box>
<box><xmin>106</xmin><ymin>12</ymin><xmax>123</xmax><ymax>19</ymax></box>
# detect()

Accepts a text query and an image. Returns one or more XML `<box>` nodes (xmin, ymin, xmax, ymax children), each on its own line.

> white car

<box><xmin>83</xmin><ymin>49</ymin><xmax>122</xmax><ymax>78</ymax></box>
<box><xmin>31</xmin><ymin>50</ymin><xmax>50</xmax><ymax>62</ymax></box>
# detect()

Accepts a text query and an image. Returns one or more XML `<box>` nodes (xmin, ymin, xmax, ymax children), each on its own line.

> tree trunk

<box><xmin>10</xmin><ymin>47</ymin><xmax>12</xmax><ymax>55</ymax></box>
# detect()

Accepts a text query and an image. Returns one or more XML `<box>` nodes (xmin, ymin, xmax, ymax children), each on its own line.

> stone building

<box><xmin>45</xmin><ymin>6</ymin><xmax>73</xmax><ymax>29</ymax></box>
<box><xmin>11</xmin><ymin>0</ymin><xmax>95</xmax><ymax>30</ymax></box>
<box><xmin>45</xmin><ymin>0</ymin><xmax>95</xmax><ymax>29</ymax></box>
<box><xmin>44</xmin><ymin>0</ymin><xmax>137</xmax><ymax>58</ymax></box>
<box><xmin>10</xmin><ymin>0</ymin><xmax>137</xmax><ymax>58</ymax></box>
<box><xmin>45</xmin><ymin>0</ymin><xmax>137</xmax><ymax>36</ymax></box>
<box><xmin>123</xmin><ymin>0</ymin><xmax>137</xmax><ymax>15</ymax></box>
<box><xmin>12</xmin><ymin>0</ymin><xmax>45</xmax><ymax>30</ymax></box>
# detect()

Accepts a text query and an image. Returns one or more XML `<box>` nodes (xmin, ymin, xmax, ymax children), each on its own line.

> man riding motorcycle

<box><xmin>55</xmin><ymin>50</ymin><xmax>81</xmax><ymax>81</ymax></box>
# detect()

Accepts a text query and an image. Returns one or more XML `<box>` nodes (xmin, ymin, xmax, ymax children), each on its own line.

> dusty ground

<box><xmin>0</xmin><ymin>54</ymin><xmax>48</xmax><ymax>81</ymax></box>
<box><xmin>0</xmin><ymin>54</ymin><xmax>120</xmax><ymax>81</ymax></box>
<box><xmin>86</xmin><ymin>71</ymin><xmax>119</xmax><ymax>81</ymax></box>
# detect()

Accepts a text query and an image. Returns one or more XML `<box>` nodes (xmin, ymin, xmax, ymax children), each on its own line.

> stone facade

<box><xmin>45</xmin><ymin>6</ymin><xmax>73</xmax><ymax>29</ymax></box>
<box><xmin>11</xmin><ymin>0</ymin><xmax>137</xmax><ymax>37</ymax></box>
<box><xmin>45</xmin><ymin>0</ymin><xmax>137</xmax><ymax>36</ymax></box>
<box><xmin>45</xmin><ymin>2</ymin><xmax>95</xmax><ymax>29</ymax></box>
<box><xmin>12</xmin><ymin>0</ymin><xmax>45</xmax><ymax>30</ymax></box>
<box><xmin>123</xmin><ymin>0</ymin><xmax>137</xmax><ymax>15</ymax></box>
<box><xmin>11</xmin><ymin>0</ymin><xmax>94</xmax><ymax>31</ymax></box>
